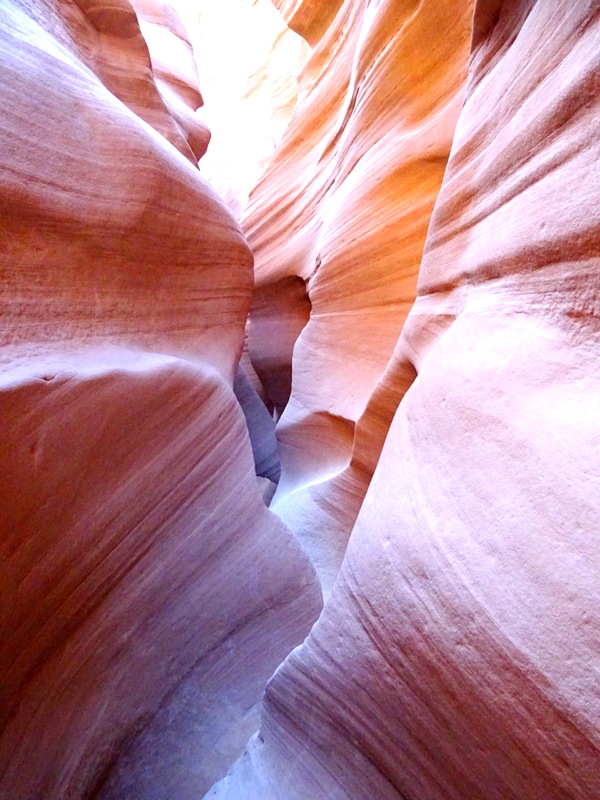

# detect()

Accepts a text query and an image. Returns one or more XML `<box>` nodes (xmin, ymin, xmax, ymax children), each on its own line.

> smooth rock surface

<box><xmin>0</xmin><ymin>2</ymin><xmax>320</xmax><ymax>797</ymax></box>
<box><xmin>245</xmin><ymin>0</ymin><xmax>476</xmax><ymax>588</ymax></box>
<box><xmin>131</xmin><ymin>0</ymin><xmax>211</xmax><ymax>162</ymax></box>
<box><xmin>233</xmin><ymin>365</ymin><xmax>281</xmax><ymax>483</ymax></box>
<box><xmin>208</xmin><ymin>1</ymin><xmax>600</xmax><ymax>797</ymax></box>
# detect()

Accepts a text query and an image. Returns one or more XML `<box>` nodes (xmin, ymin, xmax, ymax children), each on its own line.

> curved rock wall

<box><xmin>176</xmin><ymin>0</ymin><xmax>310</xmax><ymax>216</ymax></box>
<box><xmin>244</xmin><ymin>0</ymin><xmax>476</xmax><ymax>590</ymax></box>
<box><xmin>4</xmin><ymin>0</ymin><xmax>599</xmax><ymax>798</ymax></box>
<box><xmin>131</xmin><ymin>0</ymin><xmax>211</xmax><ymax>161</ymax></box>
<box><xmin>209</xmin><ymin>0</ymin><xmax>600</xmax><ymax>797</ymax></box>
<box><xmin>0</xmin><ymin>2</ymin><xmax>320</xmax><ymax>798</ymax></box>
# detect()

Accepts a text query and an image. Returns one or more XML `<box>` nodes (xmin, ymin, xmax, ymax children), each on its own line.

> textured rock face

<box><xmin>209</xmin><ymin>1</ymin><xmax>600</xmax><ymax>798</ymax></box>
<box><xmin>245</xmin><ymin>0</ymin><xmax>476</xmax><ymax>590</ymax></box>
<box><xmin>4</xmin><ymin>0</ymin><xmax>600</xmax><ymax>798</ymax></box>
<box><xmin>71</xmin><ymin>0</ymin><xmax>202</xmax><ymax>163</ymax></box>
<box><xmin>131</xmin><ymin>0</ymin><xmax>211</xmax><ymax>161</ymax></box>
<box><xmin>270</xmin><ymin>0</ymin><xmax>345</xmax><ymax>45</ymax></box>
<box><xmin>0</xmin><ymin>2</ymin><xmax>320</xmax><ymax>798</ymax></box>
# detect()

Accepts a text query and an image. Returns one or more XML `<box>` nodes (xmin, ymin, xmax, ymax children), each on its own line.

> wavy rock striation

<box><xmin>245</xmin><ymin>0</ymin><xmax>476</xmax><ymax>590</ymax></box>
<box><xmin>131</xmin><ymin>0</ymin><xmax>211</xmax><ymax>162</ymax></box>
<box><xmin>0</xmin><ymin>2</ymin><xmax>320</xmax><ymax>798</ymax></box>
<box><xmin>208</xmin><ymin>1</ymin><xmax>600</xmax><ymax>798</ymax></box>
<box><xmin>4</xmin><ymin>0</ymin><xmax>600</xmax><ymax>798</ymax></box>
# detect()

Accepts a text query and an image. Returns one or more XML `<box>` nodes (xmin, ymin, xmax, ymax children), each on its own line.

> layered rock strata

<box><xmin>131</xmin><ymin>0</ymin><xmax>211</xmax><ymax>162</ymax></box>
<box><xmin>208</xmin><ymin>0</ymin><xmax>600</xmax><ymax>797</ymax></box>
<box><xmin>244</xmin><ymin>0</ymin><xmax>476</xmax><ymax>589</ymax></box>
<box><xmin>0</xmin><ymin>2</ymin><xmax>320</xmax><ymax>798</ymax></box>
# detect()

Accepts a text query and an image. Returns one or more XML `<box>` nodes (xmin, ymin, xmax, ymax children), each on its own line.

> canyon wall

<box><xmin>209</xmin><ymin>0</ymin><xmax>600</xmax><ymax>797</ymax></box>
<box><xmin>0</xmin><ymin>2</ymin><xmax>320</xmax><ymax>798</ymax></box>
<box><xmin>244</xmin><ymin>0</ymin><xmax>477</xmax><ymax>592</ymax></box>
<box><xmin>174</xmin><ymin>0</ymin><xmax>310</xmax><ymax>216</ymax></box>
<box><xmin>2</xmin><ymin>0</ymin><xmax>599</xmax><ymax>798</ymax></box>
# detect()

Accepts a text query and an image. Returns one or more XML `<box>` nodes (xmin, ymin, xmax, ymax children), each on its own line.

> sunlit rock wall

<box><xmin>173</xmin><ymin>0</ymin><xmax>310</xmax><ymax>216</ymax></box>
<box><xmin>208</xmin><ymin>0</ymin><xmax>600</xmax><ymax>797</ymax></box>
<box><xmin>245</xmin><ymin>0</ymin><xmax>476</xmax><ymax>590</ymax></box>
<box><xmin>0</xmin><ymin>2</ymin><xmax>320</xmax><ymax>798</ymax></box>
<box><xmin>132</xmin><ymin>0</ymin><xmax>211</xmax><ymax>161</ymax></box>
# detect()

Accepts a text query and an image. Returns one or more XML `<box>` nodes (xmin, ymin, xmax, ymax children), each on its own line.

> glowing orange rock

<box><xmin>245</xmin><ymin>0</ymin><xmax>475</xmax><ymax>591</ymax></box>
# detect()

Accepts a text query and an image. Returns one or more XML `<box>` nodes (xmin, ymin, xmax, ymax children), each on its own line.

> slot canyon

<box><xmin>1</xmin><ymin>0</ymin><xmax>599</xmax><ymax>797</ymax></box>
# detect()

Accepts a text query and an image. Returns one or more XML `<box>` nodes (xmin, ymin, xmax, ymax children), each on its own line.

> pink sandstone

<box><xmin>244</xmin><ymin>0</ymin><xmax>477</xmax><ymax>592</ymax></box>
<box><xmin>0</xmin><ymin>1</ymin><xmax>320</xmax><ymax>798</ymax></box>
<box><xmin>2</xmin><ymin>0</ymin><xmax>600</xmax><ymax>798</ymax></box>
<box><xmin>209</xmin><ymin>1</ymin><xmax>600</xmax><ymax>797</ymax></box>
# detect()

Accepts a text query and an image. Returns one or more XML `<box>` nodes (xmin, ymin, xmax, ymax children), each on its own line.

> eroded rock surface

<box><xmin>131</xmin><ymin>0</ymin><xmax>211</xmax><ymax>161</ymax></box>
<box><xmin>208</xmin><ymin>1</ymin><xmax>600</xmax><ymax>797</ymax></box>
<box><xmin>4</xmin><ymin>0</ymin><xmax>600</xmax><ymax>798</ymax></box>
<box><xmin>0</xmin><ymin>2</ymin><xmax>320</xmax><ymax>798</ymax></box>
<box><xmin>244</xmin><ymin>0</ymin><xmax>476</xmax><ymax>590</ymax></box>
<box><xmin>175</xmin><ymin>0</ymin><xmax>310</xmax><ymax>216</ymax></box>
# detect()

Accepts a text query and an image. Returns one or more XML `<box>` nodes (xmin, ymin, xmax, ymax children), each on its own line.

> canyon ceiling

<box><xmin>1</xmin><ymin>0</ymin><xmax>599</xmax><ymax>799</ymax></box>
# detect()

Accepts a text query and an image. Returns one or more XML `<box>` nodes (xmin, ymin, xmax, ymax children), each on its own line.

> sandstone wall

<box><xmin>0</xmin><ymin>2</ymin><xmax>320</xmax><ymax>797</ymax></box>
<box><xmin>244</xmin><ymin>0</ymin><xmax>476</xmax><ymax>591</ymax></box>
<box><xmin>3</xmin><ymin>0</ymin><xmax>599</xmax><ymax>797</ymax></box>
<box><xmin>208</xmin><ymin>1</ymin><xmax>600</xmax><ymax>797</ymax></box>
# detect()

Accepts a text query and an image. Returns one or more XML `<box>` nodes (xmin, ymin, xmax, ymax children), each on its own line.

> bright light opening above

<box><xmin>169</xmin><ymin>0</ymin><xmax>310</xmax><ymax>216</ymax></box>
